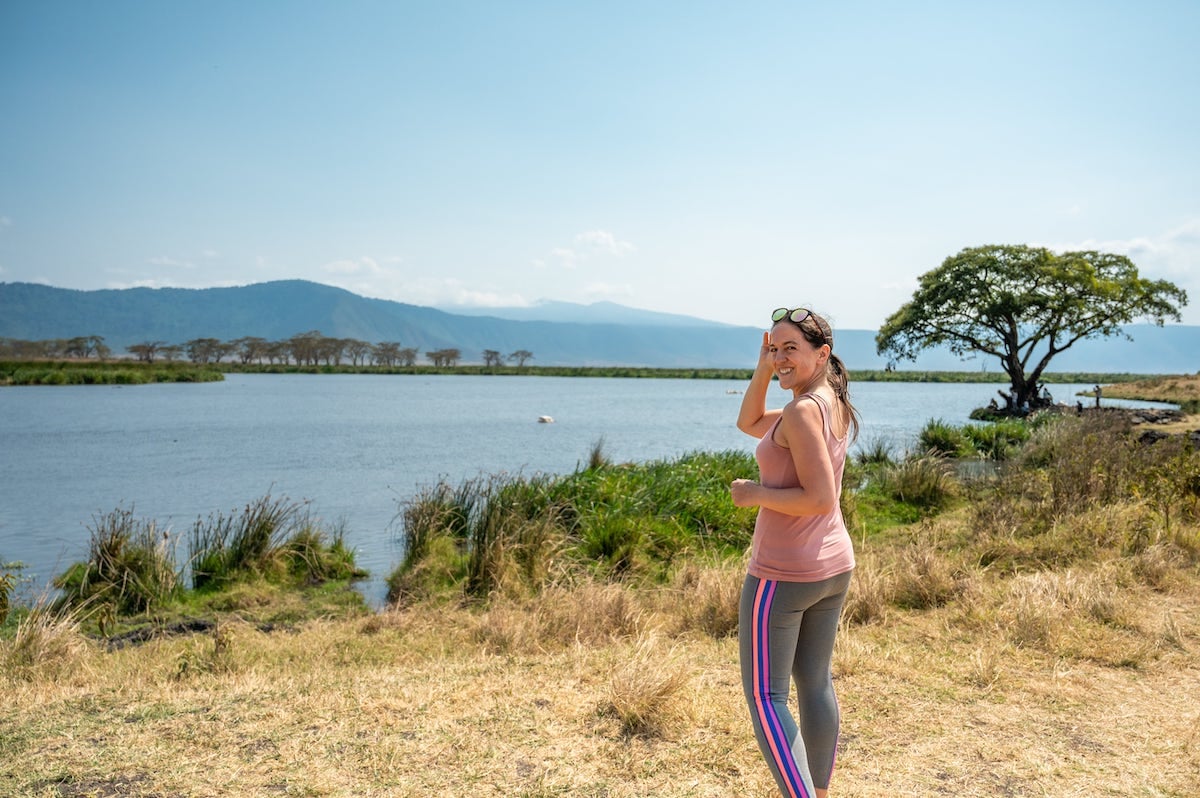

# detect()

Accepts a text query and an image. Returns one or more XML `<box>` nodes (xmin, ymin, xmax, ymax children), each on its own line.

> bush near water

<box><xmin>2</xmin><ymin>397</ymin><xmax>1199</xmax><ymax>795</ymax></box>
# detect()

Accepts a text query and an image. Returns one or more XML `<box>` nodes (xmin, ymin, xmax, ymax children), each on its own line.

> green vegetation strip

<box><xmin>1</xmin><ymin>360</ymin><xmax>223</xmax><ymax>385</ymax></box>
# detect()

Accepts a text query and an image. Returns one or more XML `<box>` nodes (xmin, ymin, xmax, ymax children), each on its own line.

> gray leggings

<box><xmin>739</xmin><ymin>571</ymin><xmax>852</xmax><ymax>797</ymax></box>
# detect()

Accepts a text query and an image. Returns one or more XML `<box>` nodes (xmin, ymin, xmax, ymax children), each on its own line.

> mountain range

<box><xmin>1</xmin><ymin>280</ymin><xmax>1196</xmax><ymax>374</ymax></box>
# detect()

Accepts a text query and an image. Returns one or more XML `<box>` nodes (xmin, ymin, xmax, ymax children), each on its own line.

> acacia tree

<box><xmin>373</xmin><ymin>342</ymin><xmax>402</xmax><ymax>366</ymax></box>
<box><xmin>127</xmin><ymin>341</ymin><xmax>165</xmax><ymax>363</ymax></box>
<box><xmin>876</xmin><ymin>244</ymin><xmax>1188</xmax><ymax>409</ymax></box>
<box><xmin>508</xmin><ymin>349</ymin><xmax>533</xmax><ymax>367</ymax></box>
<box><xmin>426</xmin><ymin>348</ymin><xmax>461</xmax><ymax>367</ymax></box>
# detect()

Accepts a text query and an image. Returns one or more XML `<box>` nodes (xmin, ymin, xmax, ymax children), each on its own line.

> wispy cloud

<box><xmin>542</xmin><ymin>230</ymin><xmax>635</xmax><ymax>271</ymax></box>
<box><xmin>575</xmin><ymin>230</ymin><xmax>635</xmax><ymax>257</ymax></box>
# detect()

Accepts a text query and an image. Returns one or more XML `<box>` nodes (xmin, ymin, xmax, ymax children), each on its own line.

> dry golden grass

<box><xmin>1102</xmin><ymin>374</ymin><xmax>1200</xmax><ymax>434</ymax></box>
<box><xmin>1102</xmin><ymin>373</ymin><xmax>1200</xmax><ymax>404</ymax></box>
<box><xmin>4</xmin><ymin>534</ymin><xmax>1199</xmax><ymax>798</ymax></box>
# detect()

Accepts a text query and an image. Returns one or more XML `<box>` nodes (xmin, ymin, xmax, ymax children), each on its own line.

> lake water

<box><xmin>0</xmin><ymin>374</ymin><xmax>1173</xmax><ymax>606</ymax></box>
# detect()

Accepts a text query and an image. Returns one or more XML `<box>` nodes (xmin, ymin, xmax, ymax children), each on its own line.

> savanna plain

<box><xmin>3</xmin><ymin>375</ymin><xmax>1199</xmax><ymax>797</ymax></box>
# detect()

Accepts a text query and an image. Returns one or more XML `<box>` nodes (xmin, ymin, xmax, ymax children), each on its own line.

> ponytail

<box><xmin>826</xmin><ymin>352</ymin><xmax>861</xmax><ymax>443</ymax></box>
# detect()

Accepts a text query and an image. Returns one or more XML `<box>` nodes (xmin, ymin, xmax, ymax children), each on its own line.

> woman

<box><xmin>730</xmin><ymin>307</ymin><xmax>860</xmax><ymax>798</ymax></box>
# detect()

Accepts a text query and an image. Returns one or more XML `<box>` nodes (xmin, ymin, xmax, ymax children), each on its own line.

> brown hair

<box><xmin>776</xmin><ymin>310</ymin><xmax>861</xmax><ymax>442</ymax></box>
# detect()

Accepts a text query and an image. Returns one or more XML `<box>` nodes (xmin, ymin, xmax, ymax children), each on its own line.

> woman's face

<box><xmin>768</xmin><ymin>320</ymin><xmax>829</xmax><ymax>392</ymax></box>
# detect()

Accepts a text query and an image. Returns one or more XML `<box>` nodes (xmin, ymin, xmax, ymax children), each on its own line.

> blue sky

<box><xmin>2</xmin><ymin>1</ymin><xmax>1197</xmax><ymax>330</ymax></box>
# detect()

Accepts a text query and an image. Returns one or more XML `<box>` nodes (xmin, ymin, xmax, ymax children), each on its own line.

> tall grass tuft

<box><xmin>188</xmin><ymin>495</ymin><xmax>357</xmax><ymax>589</ymax></box>
<box><xmin>876</xmin><ymin>453</ymin><xmax>959</xmax><ymax>510</ymax></box>
<box><xmin>842</xmin><ymin>553</ymin><xmax>892</xmax><ymax>625</ymax></box>
<box><xmin>465</xmin><ymin>474</ymin><xmax>566</xmax><ymax>598</ymax></box>
<box><xmin>0</xmin><ymin>569</ymin><xmax>14</xmax><ymax>626</ymax></box>
<box><xmin>918</xmin><ymin>418</ymin><xmax>974</xmax><ymax>458</ymax></box>
<box><xmin>963</xmin><ymin>419</ymin><xmax>1031</xmax><ymax>460</ymax></box>
<box><xmin>2</xmin><ymin>602</ymin><xmax>93</xmax><ymax>683</ymax></box>
<box><xmin>53</xmin><ymin>507</ymin><xmax>181</xmax><ymax>617</ymax></box>
<box><xmin>283</xmin><ymin>522</ymin><xmax>365</xmax><ymax>583</ymax></box>
<box><xmin>602</xmin><ymin>633</ymin><xmax>691</xmax><ymax>737</ymax></box>
<box><xmin>669</xmin><ymin>561</ymin><xmax>742</xmax><ymax>638</ymax></box>
<box><xmin>889</xmin><ymin>528</ymin><xmax>967</xmax><ymax>610</ymax></box>
<box><xmin>392</xmin><ymin>474</ymin><xmax>567</xmax><ymax>601</ymax></box>
<box><xmin>472</xmin><ymin>581</ymin><xmax>649</xmax><ymax>653</ymax></box>
<box><xmin>585</xmin><ymin>436</ymin><xmax>611</xmax><ymax>470</ymax></box>
<box><xmin>854</xmin><ymin>436</ymin><xmax>896</xmax><ymax>467</ymax></box>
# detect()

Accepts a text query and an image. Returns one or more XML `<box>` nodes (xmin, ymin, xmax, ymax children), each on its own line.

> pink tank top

<box><xmin>747</xmin><ymin>393</ymin><xmax>856</xmax><ymax>582</ymax></box>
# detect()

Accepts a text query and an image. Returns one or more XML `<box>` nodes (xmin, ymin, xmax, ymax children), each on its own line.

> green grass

<box><xmin>0</xmin><ymin>360</ymin><xmax>223</xmax><ymax>385</ymax></box>
<box><xmin>390</xmin><ymin>449</ymin><xmax>761</xmax><ymax>602</ymax></box>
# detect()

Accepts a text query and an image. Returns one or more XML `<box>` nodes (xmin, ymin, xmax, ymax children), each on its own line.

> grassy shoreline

<box><xmin>3</xmin><ymin>406</ymin><xmax>1199</xmax><ymax>796</ymax></box>
<box><xmin>0</xmin><ymin>359</ymin><xmax>223</xmax><ymax>385</ymax></box>
<box><xmin>1100</xmin><ymin>373</ymin><xmax>1200</xmax><ymax>414</ymax></box>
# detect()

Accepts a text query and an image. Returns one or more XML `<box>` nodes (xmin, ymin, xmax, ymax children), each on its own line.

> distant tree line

<box><xmin>0</xmin><ymin>332</ymin><xmax>535</xmax><ymax>369</ymax></box>
<box><xmin>0</xmin><ymin>335</ymin><xmax>113</xmax><ymax>360</ymax></box>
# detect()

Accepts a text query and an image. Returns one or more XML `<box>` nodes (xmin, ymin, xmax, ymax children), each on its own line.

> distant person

<box><xmin>730</xmin><ymin>307</ymin><xmax>861</xmax><ymax>798</ymax></box>
<box><xmin>1093</xmin><ymin>384</ymin><xmax>1102</xmax><ymax>408</ymax></box>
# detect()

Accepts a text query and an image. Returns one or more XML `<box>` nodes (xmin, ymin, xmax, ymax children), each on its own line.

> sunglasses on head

<box><xmin>771</xmin><ymin>307</ymin><xmax>813</xmax><ymax>324</ymax></box>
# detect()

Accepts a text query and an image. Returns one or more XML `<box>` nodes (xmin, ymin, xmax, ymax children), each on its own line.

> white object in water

<box><xmin>538</xmin><ymin>415</ymin><xmax>554</xmax><ymax>424</ymax></box>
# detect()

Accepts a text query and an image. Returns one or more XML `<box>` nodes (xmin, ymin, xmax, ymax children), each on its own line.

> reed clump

<box><xmin>189</xmin><ymin>495</ymin><xmax>365</xmax><ymax>590</ymax></box>
<box><xmin>53</xmin><ymin>507</ymin><xmax>181</xmax><ymax>619</ymax></box>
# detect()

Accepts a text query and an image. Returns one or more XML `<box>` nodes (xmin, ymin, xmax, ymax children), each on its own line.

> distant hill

<box><xmin>1</xmin><ymin>280</ymin><xmax>1196</xmax><ymax>373</ymax></box>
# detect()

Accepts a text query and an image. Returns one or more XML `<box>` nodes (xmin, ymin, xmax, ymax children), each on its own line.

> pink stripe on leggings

<box><xmin>751</xmin><ymin>578</ymin><xmax>809</xmax><ymax>798</ymax></box>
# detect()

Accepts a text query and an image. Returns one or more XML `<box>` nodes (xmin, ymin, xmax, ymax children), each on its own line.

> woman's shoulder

<box><xmin>781</xmin><ymin>392</ymin><xmax>827</xmax><ymax>428</ymax></box>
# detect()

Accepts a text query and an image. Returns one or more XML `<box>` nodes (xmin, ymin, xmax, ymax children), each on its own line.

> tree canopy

<box><xmin>875</xmin><ymin>244</ymin><xmax>1188</xmax><ymax>408</ymax></box>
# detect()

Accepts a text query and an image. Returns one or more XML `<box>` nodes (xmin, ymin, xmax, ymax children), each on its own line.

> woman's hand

<box><xmin>754</xmin><ymin>330</ymin><xmax>772</xmax><ymax>373</ymax></box>
<box><xmin>730</xmin><ymin>478</ymin><xmax>761</xmax><ymax>508</ymax></box>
